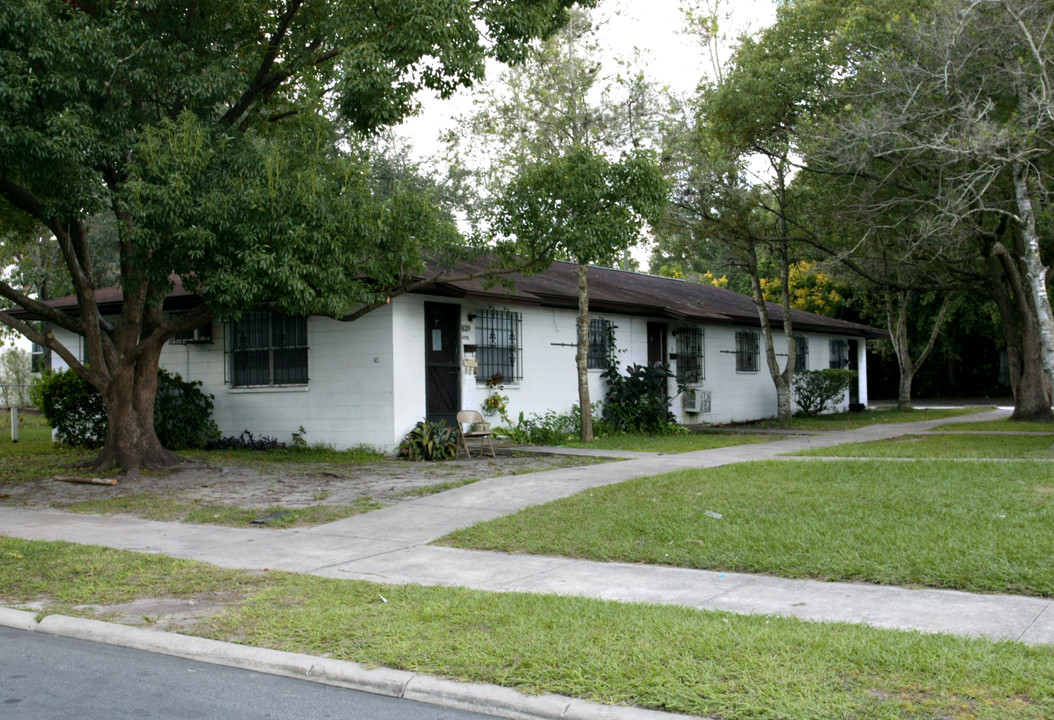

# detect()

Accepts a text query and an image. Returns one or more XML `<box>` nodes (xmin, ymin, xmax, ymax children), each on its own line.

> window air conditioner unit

<box><xmin>682</xmin><ymin>384</ymin><xmax>711</xmax><ymax>413</ymax></box>
<box><xmin>171</xmin><ymin>323</ymin><xmax>213</xmax><ymax>345</ymax></box>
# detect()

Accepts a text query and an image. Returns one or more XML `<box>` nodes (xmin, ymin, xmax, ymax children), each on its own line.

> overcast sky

<box><xmin>395</xmin><ymin>0</ymin><xmax>778</xmax><ymax>161</ymax></box>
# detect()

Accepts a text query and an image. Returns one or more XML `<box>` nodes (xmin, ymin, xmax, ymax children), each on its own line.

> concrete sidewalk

<box><xmin>3</xmin><ymin>406</ymin><xmax>1050</xmax><ymax>646</ymax></box>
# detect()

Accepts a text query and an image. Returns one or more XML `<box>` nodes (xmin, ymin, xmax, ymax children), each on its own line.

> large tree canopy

<box><xmin>0</xmin><ymin>0</ymin><xmax>590</xmax><ymax>473</ymax></box>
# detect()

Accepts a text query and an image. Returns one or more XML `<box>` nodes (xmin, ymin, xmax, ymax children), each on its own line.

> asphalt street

<box><xmin>0</xmin><ymin>626</ymin><xmax>499</xmax><ymax>720</ymax></box>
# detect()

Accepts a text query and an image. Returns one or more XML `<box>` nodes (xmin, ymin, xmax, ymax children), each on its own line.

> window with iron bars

<box><xmin>228</xmin><ymin>312</ymin><xmax>308</xmax><ymax>387</ymax></box>
<box><xmin>795</xmin><ymin>335</ymin><xmax>809</xmax><ymax>372</ymax></box>
<box><xmin>735</xmin><ymin>330</ymin><xmax>760</xmax><ymax>373</ymax></box>
<box><xmin>476</xmin><ymin>309</ymin><xmax>522</xmax><ymax>383</ymax></box>
<box><xmin>676</xmin><ymin>326</ymin><xmax>704</xmax><ymax>383</ymax></box>
<box><xmin>829</xmin><ymin>339</ymin><xmax>849</xmax><ymax>369</ymax></box>
<box><xmin>587</xmin><ymin>318</ymin><xmax>614</xmax><ymax>369</ymax></box>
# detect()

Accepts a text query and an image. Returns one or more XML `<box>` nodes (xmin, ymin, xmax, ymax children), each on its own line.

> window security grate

<box><xmin>587</xmin><ymin>318</ymin><xmax>613</xmax><ymax>369</ymax></box>
<box><xmin>735</xmin><ymin>330</ymin><xmax>760</xmax><ymax>373</ymax></box>
<box><xmin>229</xmin><ymin>312</ymin><xmax>308</xmax><ymax>387</ymax></box>
<box><xmin>476</xmin><ymin>309</ymin><xmax>522</xmax><ymax>383</ymax></box>
<box><xmin>676</xmin><ymin>326</ymin><xmax>705</xmax><ymax>383</ymax></box>
<box><xmin>795</xmin><ymin>335</ymin><xmax>809</xmax><ymax>372</ymax></box>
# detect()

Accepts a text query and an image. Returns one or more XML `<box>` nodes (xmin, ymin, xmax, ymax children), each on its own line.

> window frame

<box><xmin>795</xmin><ymin>335</ymin><xmax>809</xmax><ymax>372</ymax></box>
<box><xmin>735</xmin><ymin>330</ymin><xmax>760</xmax><ymax>373</ymax></box>
<box><xmin>30</xmin><ymin>341</ymin><xmax>45</xmax><ymax>373</ymax></box>
<box><xmin>475</xmin><ymin>309</ymin><xmax>523</xmax><ymax>384</ymax></box>
<box><xmin>676</xmin><ymin>325</ymin><xmax>705</xmax><ymax>383</ymax></box>
<box><xmin>587</xmin><ymin>317</ymin><xmax>614</xmax><ymax>370</ymax></box>
<box><xmin>227</xmin><ymin>312</ymin><xmax>309</xmax><ymax>388</ymax></box>
<box><xmin>829</xmin><ymin>338</ymin><xmax>849</xmax><ymax>369</ymax></box>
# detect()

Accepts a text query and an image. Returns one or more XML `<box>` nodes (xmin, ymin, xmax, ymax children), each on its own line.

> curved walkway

<box><xmin>2</xmin><ymin>407</ymin><xmax>1051</xmax><ymax>646</ymax></box>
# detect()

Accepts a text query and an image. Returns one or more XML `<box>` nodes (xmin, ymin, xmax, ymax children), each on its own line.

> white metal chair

<box><xmin>456</xmin><ymin>409</ymin><xmax>496</xmax><ymax>459</ymax></box>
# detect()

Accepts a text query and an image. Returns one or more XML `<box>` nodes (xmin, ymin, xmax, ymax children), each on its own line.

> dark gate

<box><xmin>425</xmin><ymin>302</ymin><xmax>461</xmax><ymax>428</ymax></box>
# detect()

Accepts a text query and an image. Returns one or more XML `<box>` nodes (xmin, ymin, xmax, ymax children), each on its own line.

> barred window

<box><xmin>588</xmin><ymin>318</ymin><xmax>614</xmax><ymax>369</ymax></box>
<box><xmin>795</xmin><ymin>335</ymin><xmax>809</xmax><ymax>372</ymax></box>
<box><xmin>476</xmin><ymin>309</ymin><xmax>522</xmax><ymax>383</ymax></box>
<box><xmin>229</xmin><ymin>312</ymin><xmax>308</xmax><ymax>387</ymax></box>
<box><xmin>676</xmin><ymin>326</ymin><xmax>705</xmax><ymax>383</ymax></box>
<box><xmin>735</xmin><ymin>330</ymin><xmax>760</xmax><ymax>373</ymax></box>
<box><xmin>829</xmin><ymin>339</ymin><xmax>849</xmax><ymax>369</ymax></box>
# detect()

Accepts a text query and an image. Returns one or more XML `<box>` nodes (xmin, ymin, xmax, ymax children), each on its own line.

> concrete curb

<box><xmin>0</xmin><ymin>606</ymin><xmax>38</xmax><ymax>631</ymax></box>
<box><xmin>2</xmin><ymin>609</ymin><xmax>708</xmax><ymax>720</ymax></box>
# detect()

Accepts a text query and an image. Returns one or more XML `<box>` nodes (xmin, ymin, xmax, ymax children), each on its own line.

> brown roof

<box><xmin>422</xmin><ymin>259</ymin><xmax>884</xmax><ymax>339</ymax></box>
<box><xmin>10</xmin><ymin>260</ymin><xmax>884</xmax><ymax>338</ymax></box>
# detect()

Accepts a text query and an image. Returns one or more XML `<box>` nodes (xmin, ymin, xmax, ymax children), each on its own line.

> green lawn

<box><xmin>929</xmin><ymin>419</ymin><xmax>1054</xmax><ymax>433</ymax></box>
<box><xmin>2</xmin><ymin>537</ymin><xmax>1052</xmax><ymax>720</ymax></box>
<box><xmin>0</xmin><ymin>412</ymin><xmax>387</xmax><ymax>486</ymax></box>
<box><xmin>743</xmin><ymin>406</ymin><xmax>990</xmax><ymax>431</ymax></box>
<box><xmin>0</xmin><ymin>410</ymin><xmax>54</xmax><ymax>445</ymax></box>
<box><xmin>555</xmin><ymin>431</ymin><xmax>773</xmax><ymax>453</ymax></box>
<box><xmin>0</xmin><ymin>413</ymin><xmax>93</xmax><ymax>485</ymax></box>
<box><xmin>442</xmin><ymin>459</ymin><xmax>1054</xmax><ymax>596</ymax></box>
<box><xmin>792</xmin><ymin>433</ymin><xmax>1054</xmax><ymax>459</ymax></box>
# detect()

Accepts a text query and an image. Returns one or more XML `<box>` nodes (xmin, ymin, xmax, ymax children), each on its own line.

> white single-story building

<box><xmin>43</xmin><ymin>260</ymin><xmax>882</xmax><ymax>450</ymax></box>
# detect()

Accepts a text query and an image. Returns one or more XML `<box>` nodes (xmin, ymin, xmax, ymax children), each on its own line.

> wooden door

<box><xmin>425</xmin><ymin>302</ymin><xmax>461</xmax><ymax>428</ymax></box>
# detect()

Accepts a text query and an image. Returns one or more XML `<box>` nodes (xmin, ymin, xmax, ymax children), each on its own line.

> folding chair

<box><xmin>456</xmin><ymin>410</ymin><xmax>496</xmax><ymax>459</ymax></box>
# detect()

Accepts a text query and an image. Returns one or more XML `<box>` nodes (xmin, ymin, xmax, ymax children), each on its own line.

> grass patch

<box><xmin>0</xmin><ymin>413</ymin><xmax>93</xmax><ymax>486</ymax></box>
<box><xmin>0</xmin><ymin>413</ymin><xmax>385</xmax><ymax>488</ymax></box>
<box><xmin>2</xmin><ymin>537</ymin><xmax>1053</xmax><ymax>720</ymax></box>
<box><xmin>59</xmin><ymin>494</ymin><xmax>383</xmax><ymax>527</ymax></box>
<box><xmin>742</xmin><ymin>406</ymin><xmax>990</xmax><ymax>431</ymax></box>
<box><xmin>556</xmin><ymin>431</ymin><xmax>773</xmax><ymax>453</ymax></box>
<box><xmin>182</xmin><ymin>443</ymin><xmax>386</xmax><ymax>466</ymax></box>
<box><xmin>792</xmin><ymin>434</ymin><xmax>1054</xmax><ymax>459</ymax></box>
<box><xmin>0</xmin><ymin>411</ymin><xmax>54</xmax><ymax>445</ymax></box>
<box><xmin>442</xmin><ymin>459</ymin><xmax>1054</xmax><ymax>596</ymax></box>
<box><xmin>929</xmin><ymin>419</ymin><xmax>1054</xmax><ymax>433</ymax></box>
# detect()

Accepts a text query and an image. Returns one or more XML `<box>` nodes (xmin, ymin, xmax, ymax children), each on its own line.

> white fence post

<box><xmin>10</xmin><ymin>406</ymin><xmax>18</xmax><ymax>443</ymax></box>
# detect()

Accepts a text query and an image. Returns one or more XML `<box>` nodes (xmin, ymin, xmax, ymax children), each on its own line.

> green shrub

<box><xmin>153</xmin><ymin>369</ymin><xmax>221</xmax><ymax>449</ymax></box>
<box><xmin>398</xmin><ymin>420</ymin><xmax>459</xmax><ymax>460</ymax></box>
<box><xmin>501</xmin><ymin>403</ymin><xmax>601</xmax><ymax>445</ymax></box>
<box><xmin>30</xmin><ymin>369</ymin><xmax>106</xmax><ymax>447</ymax></box>
<box><xmin>30</xmin><ymin>368</ymin><xmax>220</xmax><ymax>449</ymax></box>
<box><xmin>601</xmin><ymin>362</ymin><xmax>677</xmax><ymax>434</ymax></box>
<box><xmin>792</xmin><ymin>369</ymin><xmax>857</xmax><ymax>417</ymax></box>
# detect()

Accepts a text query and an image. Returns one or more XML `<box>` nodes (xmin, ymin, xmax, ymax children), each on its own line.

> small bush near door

<box><xmin>399</xmin><ymin>420</ymin><xmax>459</xmax><ymax>461</ymax></box>
<box><xmin>601</xmin><ymin>363</ymin><xmax>678</xmax><ymax>434</ymax></box>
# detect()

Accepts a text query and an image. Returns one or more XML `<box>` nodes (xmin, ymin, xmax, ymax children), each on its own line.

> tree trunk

<box><xmin>987</xmin><ymin>240</ymin><xmax>1053</xmax><ymax>422</ymax></box>
<box><xmin>576</xmin><ymin>263</ymin><xmax>594</xmax><ymax>442</ymax></box>
<box><xmin>897</xmin><ymin>372</ymin><xmax>914</xmax><ymax>410</ymax></box>
<box><xmin>886</xmin><ymin>290</ymin><xmax>951</xmax><ymax>411</ymax></box>
<box><xmin>1013</xmin><ymin>163</ymin><xmax>1054</xmax><ymax>399</ymax></box>
<box><xmin>746</xmin><ymin>243</ymin><xmax>794</xmax><ymax>421</ymax></box>
<box><xmin>94</xmin><ymin>343</ymin><xmax>183</xmax><ymax>474</ymax></box>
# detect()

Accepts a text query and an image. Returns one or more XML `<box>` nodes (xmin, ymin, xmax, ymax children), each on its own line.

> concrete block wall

<box><xmin>48</xmin><ymin>297</ymin><xmax>868</xmax><ymax>450</ymax></box>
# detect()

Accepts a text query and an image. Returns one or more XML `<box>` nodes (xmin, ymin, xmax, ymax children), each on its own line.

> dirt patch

<box><xmin>0</xmin><ymin>452</ymin><xmax>609</xmax><ymax>514</ymax></box>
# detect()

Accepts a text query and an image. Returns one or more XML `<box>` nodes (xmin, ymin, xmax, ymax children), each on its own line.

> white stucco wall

<box><xmin>50</xmin><ymin>296</ymin><xmax>869</xmax><ymax>450</ymax></box>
